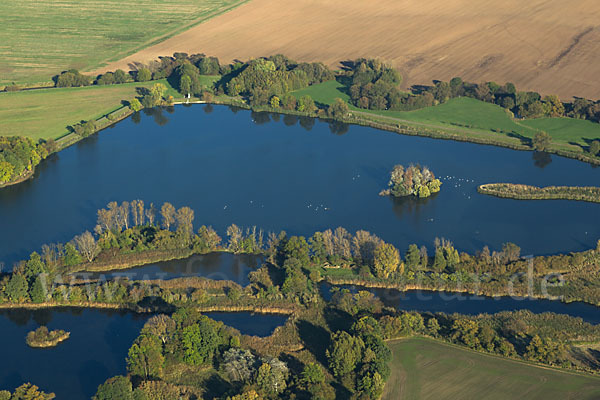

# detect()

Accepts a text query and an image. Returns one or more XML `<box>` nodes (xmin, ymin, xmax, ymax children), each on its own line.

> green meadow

<box><xmin>384</xmin><ymin>337</ymin><xmax>600</xmax><ymax>400</ymax></box>
<box><xmin>292</xmin><ymin>80</ymin><xmax>600</xmax><ymax>153</ymax></box>
<box><xmin>0</xmin><ymin>80</ymin><xmax>178</xmax><ymax>140</ymax></box>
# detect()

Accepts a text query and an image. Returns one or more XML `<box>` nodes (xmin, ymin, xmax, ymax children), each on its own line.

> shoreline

<box><xmin>0</xmin><ymin>300</ymin><xmax>297</xmax><ymax>316</ymax></box>
<box><xmin>3</xmin><ymin>96</ymin><xmax>599</xmax><ymax>191</ymax></box>
<box><xmin>0</xmin><ymin>168</ymin><xmax>35</xmax><ymax>189</ymax></box>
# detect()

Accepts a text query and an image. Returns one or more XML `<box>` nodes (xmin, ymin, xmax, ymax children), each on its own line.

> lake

<box><xmin>76</xmin><ymin>252</ymin><xmax>262</xmax><ymax>286</ymax></box>
<box><xmin>0</xmin><ymin>307</ymin><xmax>287</xmax><ymax>399</ymax></box>
<box><xmin>1</xmin><ymin>104</ymin><xmax>598</xmax><ymax>265</ymax></box>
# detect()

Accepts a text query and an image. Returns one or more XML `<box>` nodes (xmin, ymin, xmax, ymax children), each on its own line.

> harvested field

<box><xmin>100</xmin><ymin>0</ymin><xmax>600</xmax><ymax>100</ymax></box>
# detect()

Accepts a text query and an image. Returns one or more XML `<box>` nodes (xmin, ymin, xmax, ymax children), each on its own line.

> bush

<box><xmin>55</xmin><ymin>69</ymin><xmax>91</xmax><ymax>87</ymax></box>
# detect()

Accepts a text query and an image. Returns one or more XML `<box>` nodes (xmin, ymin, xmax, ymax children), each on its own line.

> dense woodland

<box><xmin>0</xmin><ymin>137</ymin><xmax>55</xmax><ymax>186</ymax></box>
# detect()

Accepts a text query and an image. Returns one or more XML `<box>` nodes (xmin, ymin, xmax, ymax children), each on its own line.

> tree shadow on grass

<box><xmin>507</xmin><ymin>131</ymin><xmax>532</xmax><ymax>146</ymax></box>
<box><xmin>296</xmin><ymin>320</ymin><xmax>331</xmax><ymax>365</ymax></box>
<box><xmin>323</xmin><ymin>306</ymin><xmax>354</xmax><ymax>333</ymax></box>
<box><xmin>203</xmin><ymin>374</ymin><xmax>233</xmax><ymax>399</ymax></box>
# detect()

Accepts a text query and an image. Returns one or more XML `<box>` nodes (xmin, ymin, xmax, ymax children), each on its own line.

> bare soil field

<box><xmin>98</xmin><ymin>0</ymin><xmax>600</xmax><ymax>100</ymax></box>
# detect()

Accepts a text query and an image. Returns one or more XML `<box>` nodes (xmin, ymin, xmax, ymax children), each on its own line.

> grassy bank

<box><xmin>0</xmin><ymin>0</ymin><xmax>247</xmax><ymax>86</ymax></box>
<box><xmin>291</xmin><ymin>82</ymin><xmax>600</xmax><ymax>162</ymax></box>
<box><xmin>0</xmin><ymin>80</ymin><xmax>177</xmax><ymax>140</ymax></box>
<box><xmin>478</xmin><ymin>183</ymin><xmax>600</xmax><ymax>203</ymax></box>
<box><xmin>383</xmin><ymin>337</ymin><xmax>600</xmax><ymax>400</ymax></box>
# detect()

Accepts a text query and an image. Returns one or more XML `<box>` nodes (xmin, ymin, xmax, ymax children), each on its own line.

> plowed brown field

<box><xmin>97</xmin><ymin>0</ymin><xmax>600</xmax><ymax>100</ymax></box>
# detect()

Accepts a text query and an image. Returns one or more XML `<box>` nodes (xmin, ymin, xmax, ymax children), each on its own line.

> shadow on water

<box><xmin>389</xmin><ymin>192</ymin><xmax>439</xmax><ymax>219</ymax></box>
<box><xmin>283</xmin><ymin>114</ymin><xmax>298</xmax><ymax>127</ymax></box>
<box><xmin>328</xmin><ymin>120</ymin><xmax>349</xmax><ymax>135</ymax></box>
<box><xmin>250</xmin><ymin>111</ymin><xmax>271</xmax><ymax>125</ymax></box>
<box><xmin>299</xmin><ymin>116</ymin><xmax>315</xmax><ymax>131</ymax></box>
<box><xmin>143</xmin><ymin>107</ymin><xmax>169</xmax><ymax>126</ymax></box>
<box><xmin>533</xmin><ymin>151</ymin><xmax>552</xmax><ymax>169</ymax></box>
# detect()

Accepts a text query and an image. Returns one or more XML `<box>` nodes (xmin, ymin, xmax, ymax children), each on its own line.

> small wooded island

<box><xmin>26</xmin><ymin>326</ymin><xmax>70</xmax><ymax>348</ymax></box>
<box><xmin>478</xmin><ymin>183</ymin><xmax>600</xmax><ymax>203</ymax></box>
<box><xmin>380</xmin><ymin>164</ymin><xmax>442</xmax><ymax>198</ymax></box>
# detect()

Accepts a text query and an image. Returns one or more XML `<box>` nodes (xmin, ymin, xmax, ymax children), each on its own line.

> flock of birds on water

<box><xmin>218</xmin><ymin>174</ymin><xmax>479</xmax><ymax>214</ymax></box>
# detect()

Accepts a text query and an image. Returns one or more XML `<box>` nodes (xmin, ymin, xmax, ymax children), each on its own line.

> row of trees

<box><xmin>55</xmin><ymin>67</ymin><xmax>149</xmax><ymax>88</ymax></box>
<box><xmin>0</xmin><ymin>383</ymin><xmax>55</xmax><ymax>400</ymax></box>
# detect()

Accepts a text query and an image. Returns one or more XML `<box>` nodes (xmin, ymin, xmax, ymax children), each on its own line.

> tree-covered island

<box><xmin>379</xmin><ymin>164</ymin><xmax>442</xmax><ymax>198</ymax></box>
<box><xmin>26</xmin><ymin>326</ymin><xmax>70</xmax><ymax>348</ymax></box>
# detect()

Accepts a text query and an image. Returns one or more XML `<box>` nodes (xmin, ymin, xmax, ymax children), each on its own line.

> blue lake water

<box><xmin>1</xmin><ymin>105</ymin><xmax>599</xmax><ymax>268</ymax></box>
<box><xmin>77</xmin><ymin>252</ymin><xmax>262</xmax><ymax>286</ymax></box>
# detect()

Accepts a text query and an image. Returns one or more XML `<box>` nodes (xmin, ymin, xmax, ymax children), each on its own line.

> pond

<box><xmin>1</xmin><ymin>104</ymin><xmax>599</xmax><ymax>267</ymax></box>
<box><xmin>77</xmin><ymin>252</ymin><xmax>262</xmax><ymax>286</ymax></box>
<box><xmin>0</xmin><ymin>307</ymin><xmax>287</xmax><ymax>399</ymax></box>
<box><xmin>320</xmin><ymin>283</ymin><xmax>600</xmax><ymax>324</ymax></box>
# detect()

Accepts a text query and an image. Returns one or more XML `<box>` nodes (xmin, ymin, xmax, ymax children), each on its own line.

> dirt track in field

<box><xmin>97</xmin><ymin>0</ymin><xmax>600</xmax><ymax>100</ymax></box>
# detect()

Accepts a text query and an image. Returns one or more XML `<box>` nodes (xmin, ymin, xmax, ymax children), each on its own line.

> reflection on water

<box><xmin>533</xmin><ymin>151</ymin><xmax>552</xmax><ymax>169</ymax></box>
<box><xmin>142</xmin><ymin>107</ymin><xmax>169</xmax><ymax>126</ymax></box>
<box><xmin>389</xmin><ymin>192</ymin><xmax>439</xmax><ymax>220</ymax></box>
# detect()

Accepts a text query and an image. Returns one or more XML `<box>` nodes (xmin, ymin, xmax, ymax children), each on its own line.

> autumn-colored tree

<box><xmin>373</xmin><ymin>243</ymin><xmax>401</xmax><ymax>278</ymax></box>
<box><xmin>160</xmin><ymin>202</ymin><xmax>176</xmax><ymax>230</ymax></box>
<box><xmin>532</xmin><ymin>131</ymin><xmax>552</xmax><ymax>151</ymax></box>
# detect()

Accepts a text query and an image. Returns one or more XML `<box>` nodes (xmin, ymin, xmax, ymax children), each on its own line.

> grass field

<box><xmin>521</xmin><ymin>118</ymin><xmax>600</xmax><ymax>148</ymax></box>
<box><xmin>0</xmin><ymin>80</ymin><xmax>177</xmax><ymax>140</ymax></box>
<box><xmin>0</xmin><ymin>0</ymin><xmax>246</xmax><ymax>86</ymax></box>
<box><xmin>291</xmin><ymin>80</ymin><xmax>351</xmax><ymax>106</ymax></box>
<box><xmin>384</xmin><ymin>337</ymin><xmax>600</xmax><ymax>400</ymax></box>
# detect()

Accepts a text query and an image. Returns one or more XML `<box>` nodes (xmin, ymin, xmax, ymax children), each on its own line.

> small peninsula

<box><xmin>478</xmin><ymin>183</ymin><xmax>600</xmax><ymax>203</ymax></box>
<box><xmin>380</xmin><ymin>164</ymin><xmax>442</xmax><ymax>198</ymax></box>
<box><xmin>26</xmin><ymin>326</ymin><xmax>70</xmax><ymax>348</ymax></box>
